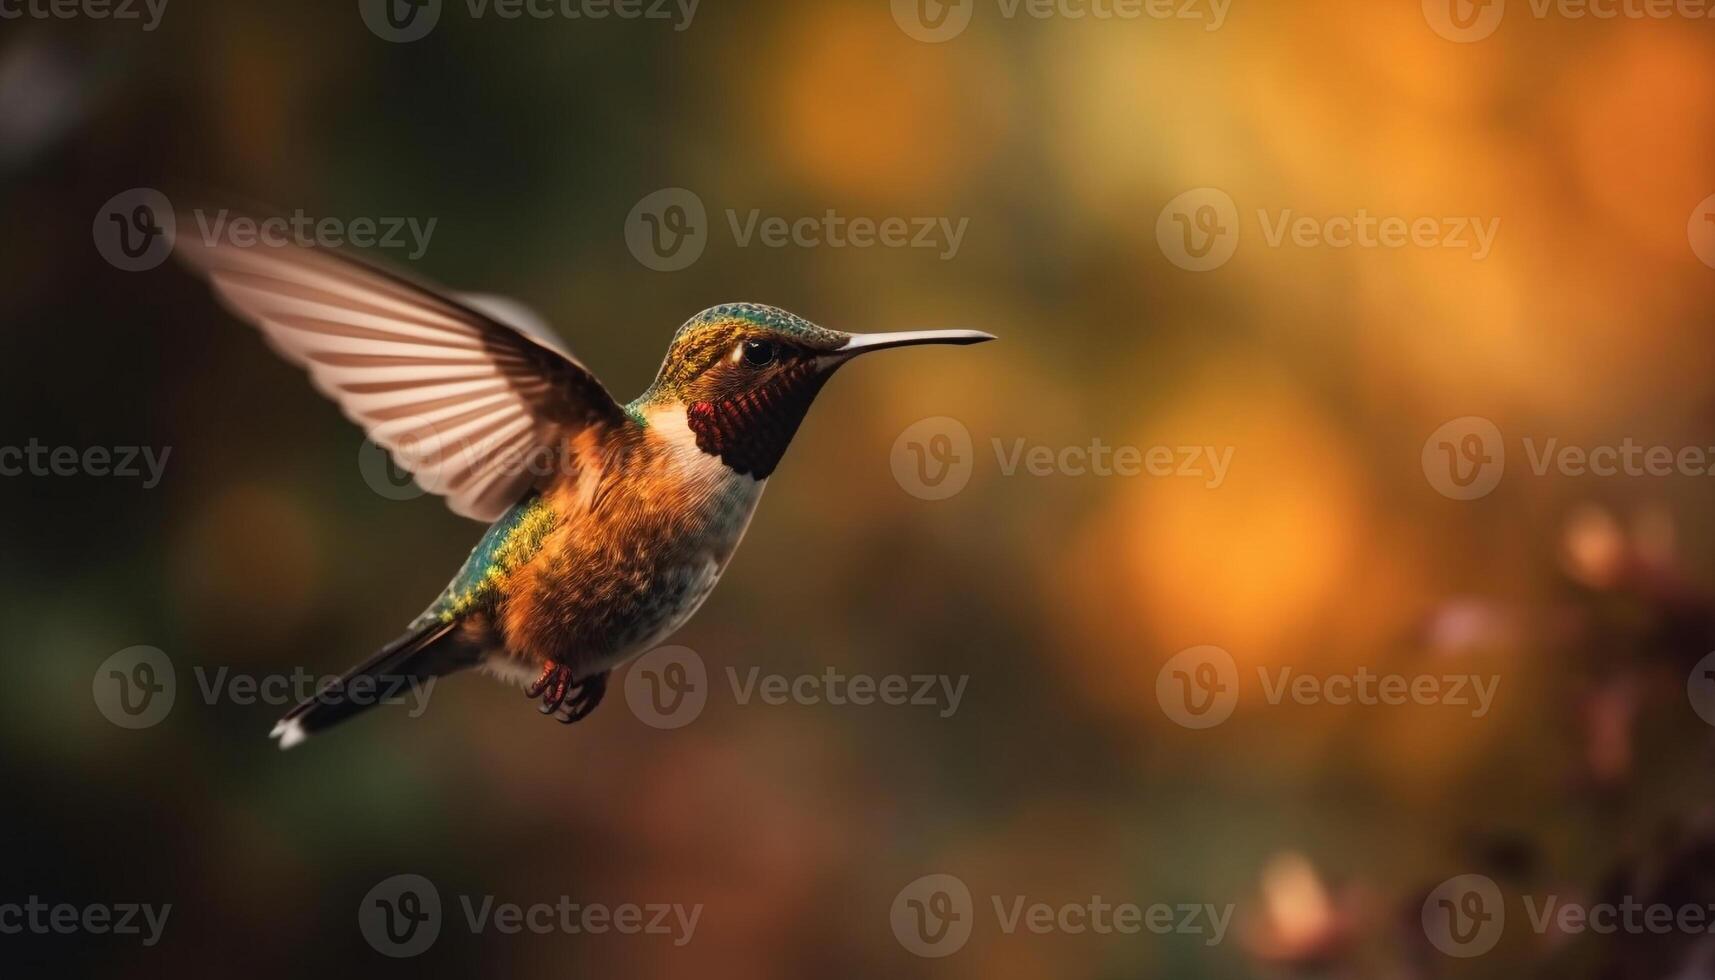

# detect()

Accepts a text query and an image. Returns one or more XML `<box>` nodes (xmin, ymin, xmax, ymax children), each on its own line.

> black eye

<box><xmin>742</xmin><ymin>339</ymin><xmax>777</xmax><ymax>367</ymax></box>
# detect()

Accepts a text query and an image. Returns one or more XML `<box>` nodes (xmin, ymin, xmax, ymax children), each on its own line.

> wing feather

<box><xmin>177</xmin><ymin>216</ymin><xmax>625</xmax><ymax>521</ymax></box>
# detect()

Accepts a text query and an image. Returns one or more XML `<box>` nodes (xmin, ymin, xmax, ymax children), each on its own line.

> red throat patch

<box><xmin>686</xmin><ymin>361</ymin><xmax>831</xmax><ymax>478</ymax></box>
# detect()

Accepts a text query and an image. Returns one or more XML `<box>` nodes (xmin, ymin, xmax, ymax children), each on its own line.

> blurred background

<box><xmin>4</xmin><ymin>0</ymin><xmax>1715</xmax><ymax>976</ymax></box>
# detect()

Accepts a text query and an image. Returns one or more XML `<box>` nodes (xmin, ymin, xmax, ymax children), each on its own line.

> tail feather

<box><xmin>271</xmin><ymin>619</ymin><xmax>472</xmax><ymax>749</ymax></box>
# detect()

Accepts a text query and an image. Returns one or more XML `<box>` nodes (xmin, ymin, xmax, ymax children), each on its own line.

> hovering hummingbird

<box><xmin>176</xmin><ymin>223</ymin><xmax>992</xmax><ymax>748</ymax></box>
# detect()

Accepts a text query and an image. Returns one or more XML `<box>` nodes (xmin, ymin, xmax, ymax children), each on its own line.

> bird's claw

<box><xmin>556</xmin><ymin>671</ymin><xmax>607</xmax><ymax>725</ymax></box>
<box><xmin>527</xmin><ymin>661</ymin><xmax>575</xmax><ymax>713</ymax></box>
<box><xmin>525</xmin><ymin>663</ymin><xmax>607</xmax><ymax>725</ymax></box>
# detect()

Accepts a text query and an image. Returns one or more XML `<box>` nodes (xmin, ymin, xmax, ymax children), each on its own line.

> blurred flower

<box><xmin>1563</xmin><ymin>503</ymin><xmax>1628</xmax><ymax>591</ymax></box>
<box><xmin>1243</xmin><ymin>853</ymin><xmax>1356</xmax><ymax>971</ymax></box>
<box><xmin>1420</xmin><ymin>596</ymin><xmax>1521</xmax><ymax>659</ymax></box>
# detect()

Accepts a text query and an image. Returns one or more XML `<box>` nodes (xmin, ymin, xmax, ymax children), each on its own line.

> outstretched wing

<box><xmin>177</xmin><ymin>224</ymin><xmax>626</xmax><ymax>522</ymax></box>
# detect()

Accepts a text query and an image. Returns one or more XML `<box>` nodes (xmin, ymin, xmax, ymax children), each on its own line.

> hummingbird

<box><xmin>175</xmin><ymin>222</ymin><xmax>992</xmax><ymax>748</ymax></box>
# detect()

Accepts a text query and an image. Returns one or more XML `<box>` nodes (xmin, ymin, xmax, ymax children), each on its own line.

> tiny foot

<box><xmin>552</xmin><ymin>671</ymin><xmax>609</xmax><ymax>725</ymax></box>
<box><xmin>526</xmin><ymin>661</ymin><xmax>575</xmax><ymax>715</ymax></box>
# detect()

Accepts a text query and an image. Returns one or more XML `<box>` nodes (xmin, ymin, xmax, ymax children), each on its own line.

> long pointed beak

<box><xmin>834</xmin><ymin>329</ymin><xmax>997</xmax><ymax>357</ymax></box>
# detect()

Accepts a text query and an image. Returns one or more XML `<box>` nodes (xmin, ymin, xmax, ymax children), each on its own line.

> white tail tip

<box><xmin>272</xmin><ymin>719</ymin><xmax>306</xmax><ymax>750</ymax></box>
